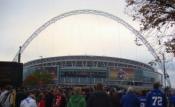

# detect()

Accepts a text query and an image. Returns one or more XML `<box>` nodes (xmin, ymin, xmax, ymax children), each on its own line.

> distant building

<box><xmin>23</xmin><ymin>55</ymin><xmax>162</xmax><ymax>87</ymax></box>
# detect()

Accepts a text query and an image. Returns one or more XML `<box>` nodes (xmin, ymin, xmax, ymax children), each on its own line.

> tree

<box><xmin>126</xmin><ymin>0</ymin><xmax>175</xmax><ymax>55</ymax></box>
<box><xmin>126</xmin><ymin>0</ymin><xmax>175</xmax><ymax>30</ymax></box>
<box><xmin>23</xmin><ymin>71</ymin><xmax>52</xmax><ymax>86</ymax></box>
<box><xmin>165</xmin><ymin>38</ymin><xmax>175</xmax><ymax>56</ymax></box>
<box><xmin>23</xmin><ymin>75</ymin><xmax>39</xmax><ymax>86</ymax></box>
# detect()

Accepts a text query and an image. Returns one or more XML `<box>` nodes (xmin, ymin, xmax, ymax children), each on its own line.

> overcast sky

<box><xmin>0</xmin><ymin>0</ymin><xmax>175</xmax><ymax>87</ymax></box>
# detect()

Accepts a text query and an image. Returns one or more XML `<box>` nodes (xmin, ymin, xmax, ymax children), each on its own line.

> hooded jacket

<box><xmin>67</xmin><ymin>95</ymin><xmax>86</xmax><ymax>107</ymax></box>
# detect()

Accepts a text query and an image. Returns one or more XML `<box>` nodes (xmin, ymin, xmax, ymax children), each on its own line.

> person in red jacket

<box><xmin>53</xmin><ymin>89</ymin><xmax>66</xmax><ymax>107</ymax></box>
<box><xmin>38</xmin><ymin>92</ymin><xmax>46</xmax><ymax>107</ymax></box>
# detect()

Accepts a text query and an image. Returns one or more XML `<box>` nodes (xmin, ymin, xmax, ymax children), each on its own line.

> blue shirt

<box><xmin>121</xmin><ymin>92</ymin><xmax>140</xmax><ymax>107</ymax></box>
<box><xmin>170</xmin><ymin>96</ymin><xmax>175</xmax><ymax>106</ymax></box>
<box><xmin>146</xmin><ymin>89</ymin><xmax>166</xmax><ymax>107</ymax></box>
<box><xmin>139</xmin><ymin>96</ymin><xmax>147</xmax><ymax>107</ymax></box>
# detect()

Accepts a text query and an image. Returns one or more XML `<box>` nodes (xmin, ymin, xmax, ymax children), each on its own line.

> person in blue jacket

<box><xmin>138</xmin><ymin>90</ymin><xmax>147</xmax><ymax>107</ymax></box>
<box><xmin>121</xmin><ymin>86</ymin><xmax>140</xmax><ymax>107</ymax></box>
<box><xmin>146</xmin><ymin>82</ymin><xmax>167</xmax><ymax>107</ymax></box>
<box><xmin>170</xmin><ymin>93</ymin><xmax>175</xmax><ymax>107</ymax></box>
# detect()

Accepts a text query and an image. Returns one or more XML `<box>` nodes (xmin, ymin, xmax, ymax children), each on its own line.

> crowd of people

<box><xmin>0</xmin><ymin>82</ymin><xmax>175</xmax><ymax>107</ymax></box>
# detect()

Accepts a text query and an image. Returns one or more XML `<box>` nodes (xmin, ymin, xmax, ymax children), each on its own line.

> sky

<box><xmin>0</xmin><ymin>0</ymin><xmax>175</xmax><ymax>87</ymax></box>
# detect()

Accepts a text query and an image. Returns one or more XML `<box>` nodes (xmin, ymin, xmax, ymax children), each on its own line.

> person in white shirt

<box><xmin>20</xmin><ymin>91</ymin><xmax>37</xmax><ymax>107</ymax></box>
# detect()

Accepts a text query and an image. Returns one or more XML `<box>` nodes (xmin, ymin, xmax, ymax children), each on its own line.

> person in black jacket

<box><xmin>16</xmin><ymin>89</ymin><xmax>27</xmax><ymax>107</ymax></box>
<box><xmin>45</xmin><ymin>90</ymin><xmax>54</xmax><ymax>107</ymax></box>
<box><xmin>109</xmin><ymin>88</ymin><xmax>122</xmax><ymax>107</ymax></box>
<box><xmin>87</xmin><ymin>83</ymin><xmax>111</xmax><ymax>107</ymax></box>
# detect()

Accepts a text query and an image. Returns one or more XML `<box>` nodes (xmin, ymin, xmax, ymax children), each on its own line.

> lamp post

<box><xmin>40</xmin><ymin>56</ymin><xmax>43</xmax><ymax>70</ymax></box>
<box><xmin>39</xmin><ymin>56</ymin><xmax>43</xmax><ymax>86</ymax></box>
<box><xmin>156</xmin><ymin>34</ymin><xmax>171</xmax><ymax>88</ymax></box>
<box><xmin>162</xmin><ymin>53</ymin><xmax>166</xmax><ymax>88</ymax></box>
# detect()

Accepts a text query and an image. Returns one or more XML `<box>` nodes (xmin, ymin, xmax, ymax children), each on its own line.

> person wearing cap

<box><xmin>121</xmin><ymin>86</ymin><xmax>140</xmax><ymax>107</ymax></box>
<box><xmin>146</xmin><ymin>82</ymin><xmax>167</xmax><ymax>107</ymax></box>
<box><xmin>20</xmin><ymin>91</ymin><xmax>37</xmax><ymax>107</ymax></box>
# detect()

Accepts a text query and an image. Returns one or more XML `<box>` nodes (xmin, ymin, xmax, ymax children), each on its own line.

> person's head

<box><xmin>109</xmin><ymin>88</ymin><xmax>117</xmax><ymax>96</ymax></box>
<box><xmin>28</xmin><ymin>90</ymin><xmax>36</xmax><ymax>99</ymax></box>
<box><xmin>73</xmin><ymin>87</ymin><xmax>81</xmax><ymax>95</ymax></box>
<box><xmin>95</xmin><ymin>83</ymin><xmax>103</xmax><ymax>91</ymax></box>
<box><xmin>39</xmin><ymin>92</ymin><xmax>45</xmax><ymax>100</ymax></box>
<box><xmin>127</xmin><ymin>86</ymin><xmax>134</xmax><ymax>93</ymax></box>
<box><xmin>153</xmin><ymin>82</ymin><xmax>161</xmax><ymax>89</ymax></box>
<box><xmin>140</xmin><ymin>90</ymin><xmax>147</xmax><ymax>96</ymax></box>
<box><xmin>55</xmin><ymin>88</ymin><xmax>61</xmax><ymax>95</ymax></box>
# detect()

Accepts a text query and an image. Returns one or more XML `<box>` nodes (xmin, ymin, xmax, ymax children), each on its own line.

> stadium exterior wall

<box><xmin>23</xmin><ymin>55</ymin><xmax>162</xmax><ymax>87</ymax></box>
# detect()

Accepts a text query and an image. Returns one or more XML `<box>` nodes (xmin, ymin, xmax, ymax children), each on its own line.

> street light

<box><xmin>39</xmin><ymin>56</ymin><xmax>43</xmax><ymax>86</ymax></box>
<box><xmin>156</xmin><ymin>34</ymin><xmax>172</xmax><ymax>88</ymax></box>
<box><xmin>162</xmin><ymin>53</ymin><xmax>167</xmax><ymax>88</ymax></box>
<box><xmin>40</xmin><ymin>56</ymin><xmax>43</xmax><ymax>70</ymax></box>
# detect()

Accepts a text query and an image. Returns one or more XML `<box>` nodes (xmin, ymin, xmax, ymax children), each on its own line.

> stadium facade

<box><xmin>23</xmin><ymin>55</ymin><xmax>162</xmax><ymax>87</ymax></box>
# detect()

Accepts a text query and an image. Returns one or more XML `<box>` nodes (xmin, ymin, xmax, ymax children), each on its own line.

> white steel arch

<box><xmin>13</xmin><ymin>9</ymin><xmax>160</xmax><ymax>62</ymax></box>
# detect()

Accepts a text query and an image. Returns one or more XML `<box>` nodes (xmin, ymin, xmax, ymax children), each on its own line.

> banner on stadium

<box><xmin>109</xmin><ymin>68</ymin><xmax>135</xmax><ymax>80</ymax></box>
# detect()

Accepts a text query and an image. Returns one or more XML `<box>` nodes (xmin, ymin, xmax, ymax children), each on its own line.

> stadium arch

<box><xmin>13</xmin><ymin>9</ymin><xmax>160</xmax><ymax>63</ymax></box>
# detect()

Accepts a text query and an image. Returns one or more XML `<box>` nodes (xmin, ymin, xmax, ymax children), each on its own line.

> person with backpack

<box><xmin>67</xmin><ymin>87</ymin><xmax>86</xmax><ymax>107</ymax></box>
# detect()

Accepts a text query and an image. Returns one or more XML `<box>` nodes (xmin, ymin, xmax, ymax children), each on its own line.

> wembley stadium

<box><xmin>23</xmin><ymin>55</ymin><xmax>162</xmax><ymax>87</ymax></box>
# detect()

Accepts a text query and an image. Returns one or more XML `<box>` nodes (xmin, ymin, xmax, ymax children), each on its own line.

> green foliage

<box><xmin>23</xmin><ymin>71</ymin><xmax>52</xmax><ymax>86</ymax></box>
<box><xmin>23</xmin><ymin>75</ymin><xmax>38</xmax><ymax>86</ymax></box>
